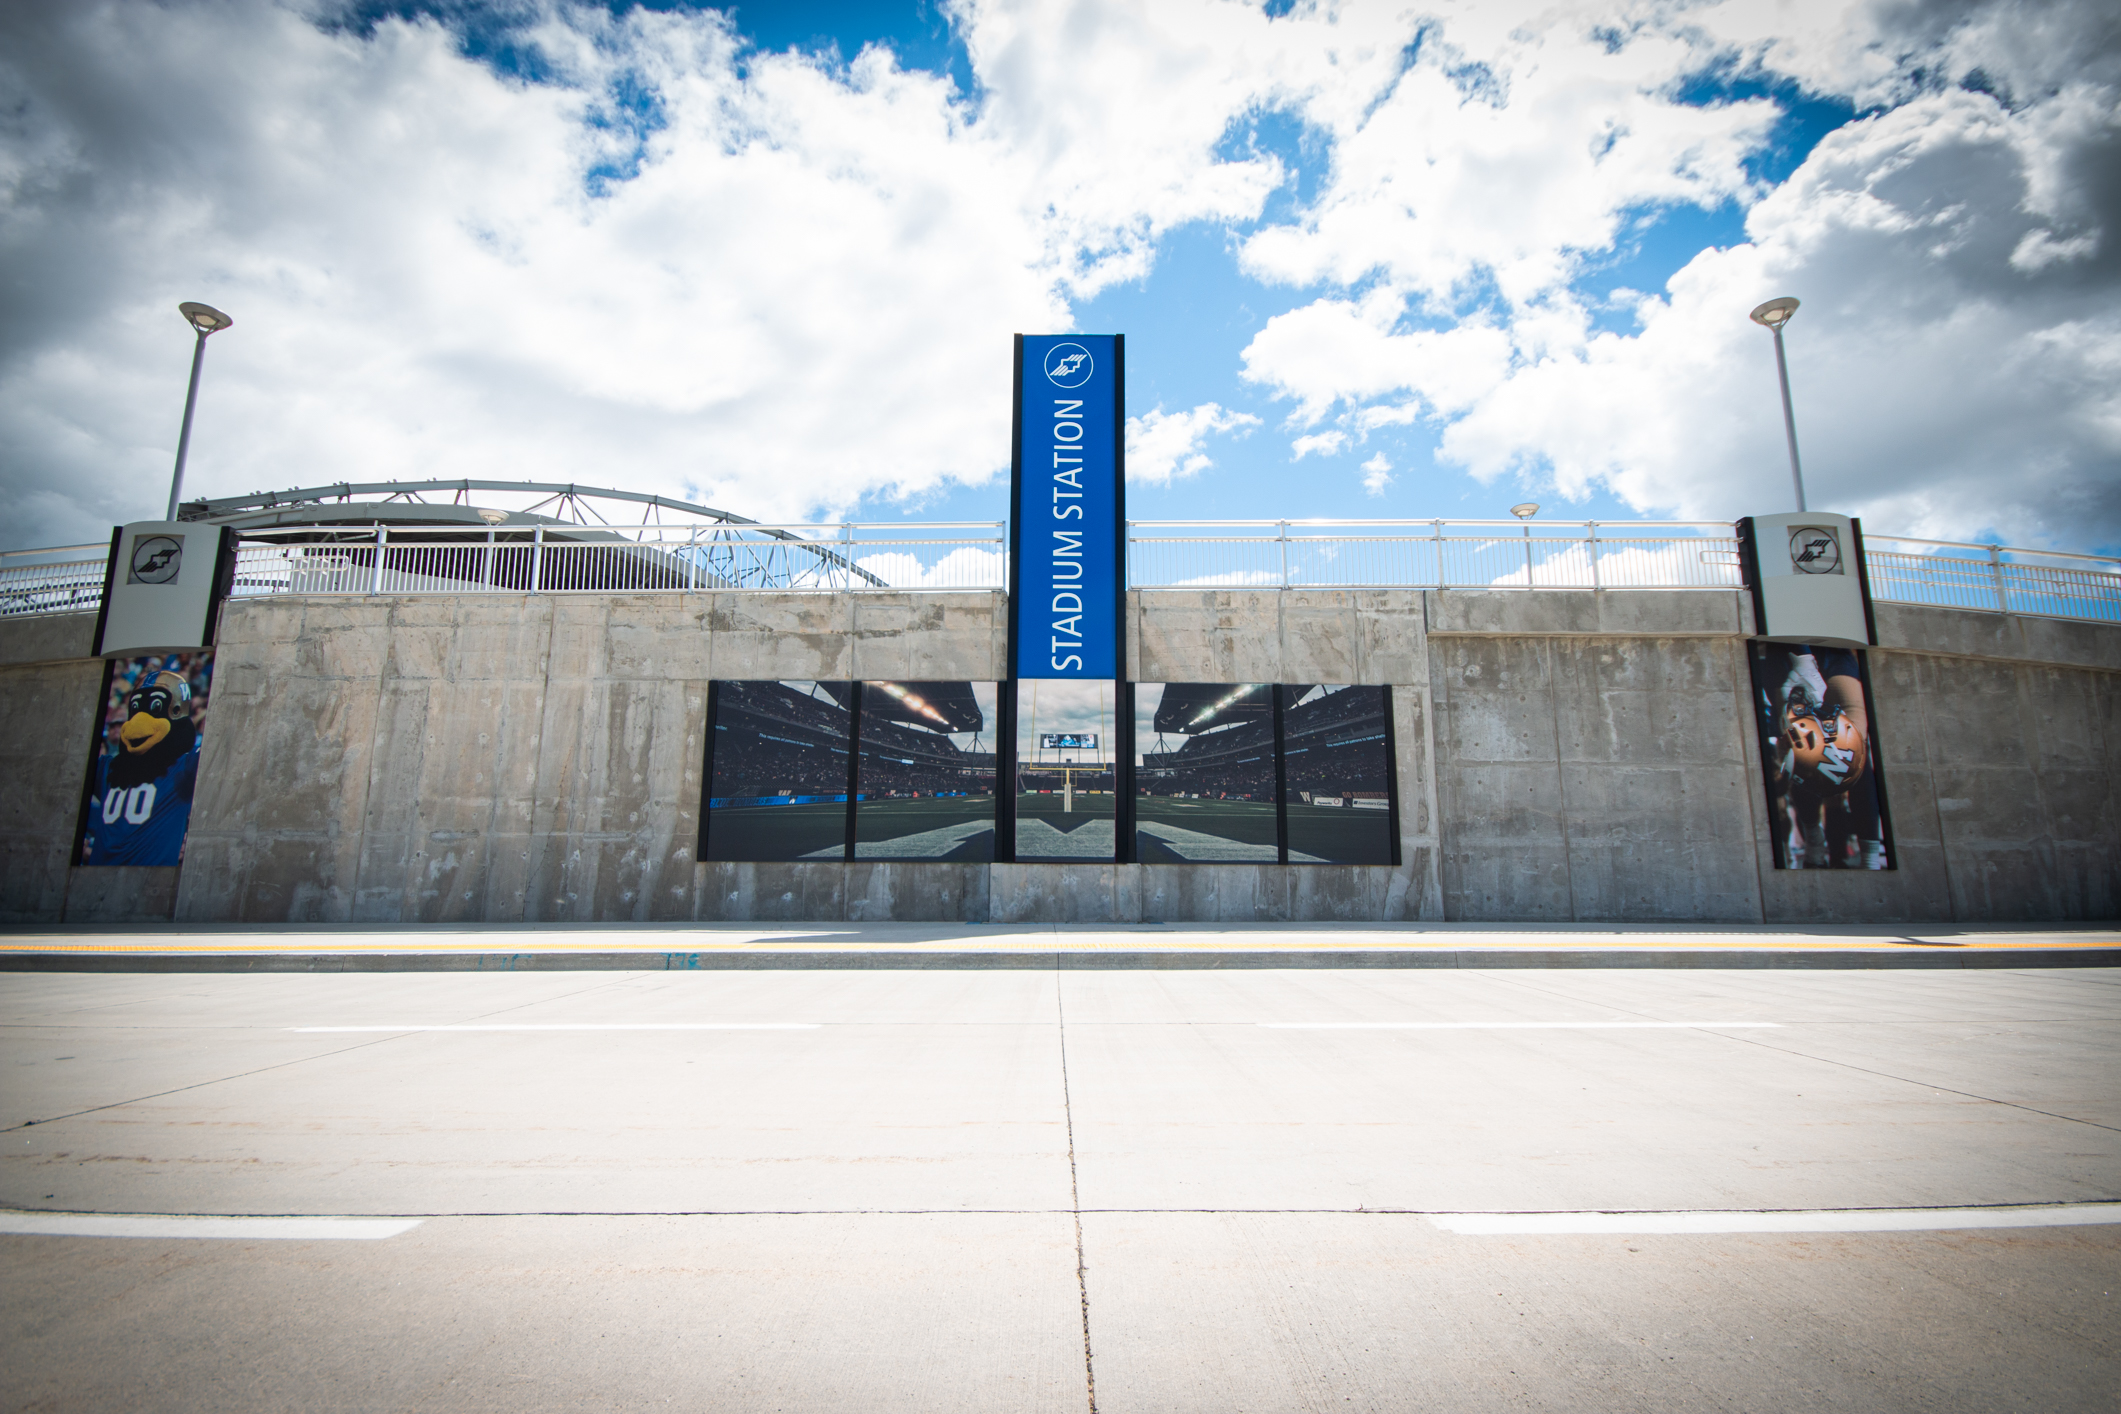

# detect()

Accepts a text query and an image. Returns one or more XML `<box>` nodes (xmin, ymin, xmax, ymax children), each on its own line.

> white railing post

<box><xmin>1278</xmin><ymin>520</ymin><xmax>1289</xmax><ymax>589</ymax></box>
<box><xmin>1432</xmin><ymin>520</ymin><xmax>1444</xmax><ymax>586</ymax></box>
<box><xmin>371</xmin><ymin>525</ymin><xmax>386</xmax><ymax>596</ymax></box>
<box><xmin>1523</xmin><ymin>523</ymin><xmax>1535</xmax><ymax>588</ymax></box>
<box><xmin>530</xmin><ymin>523</ymin><xmax>544</xmax><ymax>594</ymax></box>
<box><xmin>483</xmin><ymin>527</ymin><xmax>496</xmax><ymax>590</ymax></box>
<box><xmin>686</xmin><ymin>526</ymin><xmax>698</xmax><ymax>593</ymax></box>
<box><xmin>842</xmin><ymin>523</ymin><xmax>855</xmax><ymax>590</ymax></box>
<box><xmin>1589</xmin><ymin>521</ymin><xmax>1601</xmax><ymax>590</ymax></box>
<box><xmin>1989</xmin><ymin>543</ymin><xmax>2007</xmax><ymax>613</ymax></box>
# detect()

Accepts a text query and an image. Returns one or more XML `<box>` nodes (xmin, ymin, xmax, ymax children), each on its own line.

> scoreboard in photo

<box><xmin>1040</xmin><ymin>733</ymin><xmax>1098</xmax><ymax>750</ymax></box>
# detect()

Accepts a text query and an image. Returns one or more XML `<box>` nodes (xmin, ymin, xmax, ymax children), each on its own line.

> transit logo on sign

<box><xmin>1043</xmin><ymin>343</ymin><xmax>1095</xmax><ymax>388</ymax></box>
<box><xmin>1789</xmin><ymin>526</ymin><xmax>1843</xmax><ymax>575</ymax></box>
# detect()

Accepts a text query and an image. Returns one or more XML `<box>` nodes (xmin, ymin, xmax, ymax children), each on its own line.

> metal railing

<box><xmin>1127</xmin><ymin>520</ymin><xmax>1747</xmax><ymax>591</ymax></box>
<box><xmin>1859</xmin><ymin>535</ymin><xmax>2121</xmax><ymax>622</ymax></box>
<box><xmin>220</xmin><ymin>522</ymin><xmax>1007</xmax><ymax>600</ymax></box>
<box><xmin>0</xmin><ymin>544</ymin><xmax>109</xmax><ymax>619</ymax></box>
<box><xmin>4</xmin><ymin>520</ymin><xmax>2116</xmax><ymax>625</ymax></box>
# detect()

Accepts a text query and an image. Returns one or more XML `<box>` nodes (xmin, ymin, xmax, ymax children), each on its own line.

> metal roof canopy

<box><xmin>179</xmin><ymin>479</ymin><xmax>759</xmax><ymax>527</ymax></box>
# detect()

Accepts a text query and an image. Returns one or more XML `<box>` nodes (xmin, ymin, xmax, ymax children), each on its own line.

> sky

<box><xmin>2</xmin><ymin>0</ymin><xmax>2118</xmax><ymax>555</ymax></box>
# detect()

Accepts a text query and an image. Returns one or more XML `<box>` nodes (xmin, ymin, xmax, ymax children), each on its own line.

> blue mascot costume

<box><xmin>81</xmin><ymin>668</ymin><xmax>201</xmax><ymax>866</ymax></box>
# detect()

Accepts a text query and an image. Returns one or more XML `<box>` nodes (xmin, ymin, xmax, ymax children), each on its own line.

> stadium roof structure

<box><xmin>177</xmin><ymin>479</ymin><xmax>764</xmax><ymax>531</ymax></box>
<box><xmin>175</xmin><ymin>478</ymin><xmax>886</xmax><ymax>589</ymax></box>
<box><xmin>1151</xmin><ymin>682</ymin><xmax>1286</xmax><ymax>736</ymax></box>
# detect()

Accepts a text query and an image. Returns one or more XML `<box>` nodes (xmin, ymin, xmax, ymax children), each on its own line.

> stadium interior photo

<box><xmin>703</xmin><ymin>679</ymin><xmax>1397</xmax><ymax>866</ymax></box>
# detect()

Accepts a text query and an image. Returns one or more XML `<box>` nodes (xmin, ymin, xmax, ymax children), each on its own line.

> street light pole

<box><xmin>1749</xmin><ymin>297</ymin><xmax>1805</xmax><ymax>512</ymax></box>
<box><xmin>167</xmin><ymin>302</ymin><xmax>233</xmax><ymax>520</ymax></box>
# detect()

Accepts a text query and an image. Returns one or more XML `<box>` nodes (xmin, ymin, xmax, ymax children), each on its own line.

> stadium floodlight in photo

<box><xmin>1014</xmin><ymin>680</ymin><xmax>1116</xmax><ymax>860</ymax></box>
<box><xmin>1135</xmin><ymin>682</ymin><xmax>1278</xmax><ymax>862</ymax></box>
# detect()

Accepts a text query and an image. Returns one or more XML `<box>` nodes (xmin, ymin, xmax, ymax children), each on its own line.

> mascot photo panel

<box><xmin>75</xmin><ymin>651</ymin><xmax>213</xmax><ymax>868</ymax></box>
<box><xmin>1747</xmin><ymin>642</ymin><xmax>1893</xmax><ymax>871</ymax></box>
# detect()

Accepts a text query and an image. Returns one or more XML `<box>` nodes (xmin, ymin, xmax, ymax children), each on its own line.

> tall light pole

<box><xmin>167</xmin><ymin>301</ymin><xmax>233</xmax><ymax>520</ymax></box>
<box><xmin>1748</xmin><ymin>296</ymin><xmax>1805</xmax><ymax>512</ymax></box>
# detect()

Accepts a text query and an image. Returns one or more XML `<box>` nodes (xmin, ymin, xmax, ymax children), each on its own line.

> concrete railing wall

<box><xmin>1</xmin><ymin>587</ymin><xmax>2113</xmax><ymax>925</ymax></box>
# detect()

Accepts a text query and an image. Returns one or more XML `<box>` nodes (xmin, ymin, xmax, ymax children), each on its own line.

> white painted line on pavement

<box><xmin>1</xmin><ymin>1211</ymin><xmax>422</xmax><ymax>1240</ymax></box>
<box><xmin>1430</xmin><ymin>1205</ymin><xmax>2121</xmax><ymax>1235</ymax></box>
<box><xmin>290</xmin><ymin>1023</ymin><xmax>820</xmax><ymax>1032</ymax></box>
<box><xmin>1261</xmin><ymin>1021</ymin><xmax>1782</xmax><ymax>1030</ymax></box>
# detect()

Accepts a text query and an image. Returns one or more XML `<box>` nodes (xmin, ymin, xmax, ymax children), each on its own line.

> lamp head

<box><xmin>179</xmin><ymin>301</ymin><xmax>233</xmax><ymax>335</ymax></box>
<box><xmin>1510</xmin><ymin>503</ymin><xmax>1539</xmax><ymax>520</ymax></box>
<box><xmin>477</xmin><ymin>509</ymin><xmax>509</xmax><ymax>525</ymax></box>
<box><xmin>1749</xmin><ymin>297</ymin><xmax>1799</xmax><ymax>330</ymax></box>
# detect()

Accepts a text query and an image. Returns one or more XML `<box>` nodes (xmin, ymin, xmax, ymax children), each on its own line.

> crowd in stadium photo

<box><xmin>1281</xmin><ymin>685</ymin><xmax>1391</xmax><ymax>805</ymax></box>
<box><xmin>857</xmin><ymin>711</ymin><xmax>993</xmax><ymax>800</ymax></box>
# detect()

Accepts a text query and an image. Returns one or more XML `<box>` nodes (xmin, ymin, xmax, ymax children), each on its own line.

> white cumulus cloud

<box><xmin>1360</xmin><ymin>453</ymin><xmax>1393</xmax><ymax>497</ymax></box>
<box><xmin>1233</xmin><ymin>0</ymin><xmax>2121</xmax><ymax>547</ymax></box>
<box><xmin>1124</xmin><ymin>401</ymin><xmax>1260</xmax><ymax>486</ymax></box>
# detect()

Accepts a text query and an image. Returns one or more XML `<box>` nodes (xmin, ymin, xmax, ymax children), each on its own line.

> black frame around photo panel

<box><xmin>1131</xmin><ymin>682</ymin><xmax>1281</xmax><ymax>864</ymax></box>
<box><xmin>1744</xmin><ymin>642</ymin><xmax>1897</xmax><ymax>871</ymax></box>
<box><xmin>1279</xmin><ymin>684</ymin><xmax>1399</xmax><ymax>867</ymax></box>
<box><xmin>698</xmin><ymin>680</ymin><xmax>858</xmax><ymax>864</ymax></box>
<box><xmin>851</xmin><ymin>681</ymin><xmax>1002</xmax><ymax>863</ymax></box>
<box><xmin>1010</xmin><ymin>677</ymin><xmax>1125</xmax><ymax>863</ymax></box>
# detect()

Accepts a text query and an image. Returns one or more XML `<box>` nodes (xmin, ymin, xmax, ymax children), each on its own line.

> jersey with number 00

<box><xmin>82</xmin><ymin>741</ymin><xmax>201</xmax><ymax>866</ymax></box>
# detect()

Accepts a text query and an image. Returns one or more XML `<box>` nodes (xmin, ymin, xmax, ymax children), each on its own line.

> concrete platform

<box><xmin>2</xmin><ymin>965</ymin><xmax>2116</xmax><ymax>1411</ymax></box>
<box><xmin>1</xmin><ymin>920</ymin><xmax>2116</xmax><ymax>971</ymax></box>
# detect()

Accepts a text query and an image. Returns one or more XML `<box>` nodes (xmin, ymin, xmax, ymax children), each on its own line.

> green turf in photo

<box><xmin>853</xmin><ymin>796</ymin><xmax>997</xmax><ymax>861</ymax></box>
<box><xmin>1284</xmin><ymin>803</ymin><xmax>1393</xmax><ymax>865</ymax></box>
<box><xmin>702</xmin><ymin>802</ymin><xmax>849</xmax><ymax>861</ymax></box>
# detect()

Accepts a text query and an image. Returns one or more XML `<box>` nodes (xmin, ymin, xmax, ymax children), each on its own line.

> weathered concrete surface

<box><xmin>1423</xmin><ymin>587</ymin><xmax>1750</xmax><ymax>638</ymax></box>
<box><xmin>1130</xmin><ymin>588</ymin><xmax>1429</xmax><ymax>684</ymax></box>
<box><xmin>1874</xmin><ymin>599</ymin><xmax>2121</xmax><ymax>671</ymax></box>
<box><xmin>1836</xmin><ymin>649</ymin><xmax>2121</xmax><ymax>921</ymax></box>
<box><xmin>1431</xmin><ymin>631</ymin><xmax>1767</xmax><ymax>922</ymax></box>
<box><xmin>179</xmin><ymin>593</ymin><xmax>1006</xmax><ymax>925</ymax></box>
<box><xmin>0</xmin><ymin>649</ymin><xmax>100</xmax><ymax>923</ymax></box>
<box><xmin>59</xmin><ymin>867</ymin><xmax>179</xmax><ymax>924</ymax></box>
<box><xmin>0</xmin><ymin>609</ymin><xmax>97</xmax><ymax>668</ymax></box>
<box><xmin>1427</xmin><ymin>592</ymin><xmax>2119</xmax><ymax>923</ymax></box>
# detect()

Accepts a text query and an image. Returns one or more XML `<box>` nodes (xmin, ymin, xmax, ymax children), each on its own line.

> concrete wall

<box><xmin>1424</xmin><ymin>591</ymin><xmax>2121</xmax><ymax>923</ymax></box>
<box><xmin>0</xmin><ymin>583</ymin><xmax>2112</xmax><ymax>926</ymax></box>
<box><xmin>178</xmin><ymin>592</ymin><xmax>1007</xmax><ymax>923</ymax></box>
<box><xmin>0</xmin><ymin>613</ymin><xmax>101</xmax><ymax>923</ymax></box>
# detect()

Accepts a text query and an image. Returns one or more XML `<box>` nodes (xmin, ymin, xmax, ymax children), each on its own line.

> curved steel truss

<box><xmin>179</xmin><ymin>478</ymin><xmax>888</xmax><ymax>589</ymax></box>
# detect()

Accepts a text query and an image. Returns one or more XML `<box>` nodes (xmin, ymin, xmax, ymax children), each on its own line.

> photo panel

<box><xmin>702</xmin><ymin>680</ymin><xmax>854</xmax><ymax>862</ymax></box>
<box><xmin>1747</xmin><ymin>643</ymin><xmax>1893</xmax><ymax>870</ymax></box>
<box><xmin>76</xmin><ymin>650</ymin><xmax>215</xmax><ymax>867</ymax></box>
<box><xmin>853</xmin><ymin>681</ymin><xmax>999</xmax><ymax>861</ymax></box>
<box><xmin>1280</xmin><ymin>684</ymin><xmax>1396</xmax><ymax>866</ymax></box>
<box><xmin>1133</xmin><ymin>683</ymin><xmax>1279</xmax><ymax>862</ymax></box>
<box><xmin>1014</xmin><ymin>679</ymin><xmax>1117</xmax><ymax>861</ymax></box>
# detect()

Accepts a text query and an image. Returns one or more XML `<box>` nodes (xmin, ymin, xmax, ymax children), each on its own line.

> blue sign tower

<box><xmin>1002</xmin><ymin>334</ymin><xmax>1130</xmax><ymax>863</ymax></box>
<box><xmin>1009</xmin><ymin>335</ymin><xmax>1124</xmax><ymax>680</ymax></box>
